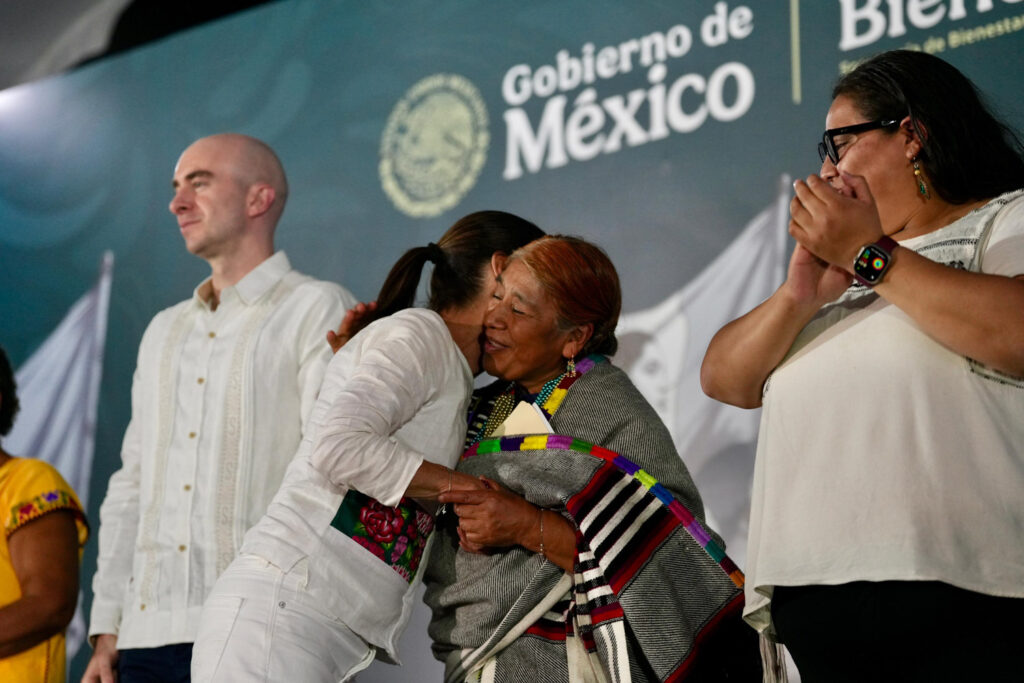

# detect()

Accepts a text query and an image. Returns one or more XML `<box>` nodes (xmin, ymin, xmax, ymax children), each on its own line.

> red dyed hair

<box><xmin>509</xmin><ymin>235</ymin><xmax>621</xmax><ymax>356</ymax></box>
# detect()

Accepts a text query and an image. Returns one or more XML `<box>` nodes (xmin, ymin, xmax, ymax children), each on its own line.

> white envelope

<box><xmin>490</xmin><ymin>400</ymin><xmax>553</xmax><ymax>437</ymax></box>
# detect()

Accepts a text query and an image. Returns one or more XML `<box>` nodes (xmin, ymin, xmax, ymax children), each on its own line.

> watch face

<box><xmin>854</xmin><ymin>244</ymin><xmax>890</xmax><ymax>284</ymax></box>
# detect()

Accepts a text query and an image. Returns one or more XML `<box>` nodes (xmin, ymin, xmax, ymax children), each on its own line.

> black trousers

<box><xmin>772</xmin><ymin>581</ymin><xmax>1024</xmax><ymax>683</ymax></box>
<box><xmin>118</xmin><ymin>643</ymin><xmax>194</xmax><ymax>683</ymax></box>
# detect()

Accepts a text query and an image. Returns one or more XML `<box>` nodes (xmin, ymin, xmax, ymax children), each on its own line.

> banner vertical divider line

<box><xmin>790</xmin><ymin>0</ymin><xmax>802</xmax><ymax>104</ymax></box>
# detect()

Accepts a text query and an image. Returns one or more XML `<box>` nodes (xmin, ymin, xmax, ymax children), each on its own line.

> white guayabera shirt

<box><xmin>89</xmin><ymin>251</ymin><xmax>355</xmax><ymax>649</ymax></box>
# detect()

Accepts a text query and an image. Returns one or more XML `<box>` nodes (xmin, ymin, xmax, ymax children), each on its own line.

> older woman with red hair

<box><xmin>424</xmin><ymin>236</ymin><xmax>760</xmax><ymax>682</ymax></box>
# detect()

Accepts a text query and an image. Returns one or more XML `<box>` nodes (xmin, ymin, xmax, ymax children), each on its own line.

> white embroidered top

<box><xmin>88</xmin><ymin>252</ymin><xmax>355</xmax><ymax>648</ymax></box>
<box><xmin>239</xmin><ymin>308</ymin><xmax>473</xmax><ymax>661</ymax></box>
<box><xmin>745</xmin><ymin>191</ymin><xmax>1024</xmax><ymax>635</ymax></box>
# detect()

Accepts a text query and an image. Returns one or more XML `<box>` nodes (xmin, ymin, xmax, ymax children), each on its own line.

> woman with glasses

<box><xmin>701</xmin><ymin>50</ymin><xmax>1024</xmax><ymax>681</ymax></box>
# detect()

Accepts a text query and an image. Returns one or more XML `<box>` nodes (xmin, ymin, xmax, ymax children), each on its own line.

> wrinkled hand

<box><xmin>789</xmin><ymin>172</ymin><xmax>885</xmax><ymax>270</ymax></box>
<box><xmin>426</xmin><ymin>470</ymin><xmax>485</xmax><ymax>523</ymax></box>
<box><xmin>326</xmin><ymin>301</ymin><xmax>377</xmax><ymax>353</ymax></box>
<box><xmin>81</xmin><ymin>634</ymin><xmax>118</xmax><ymax>683</ymax></box>
<box><xmin>439</xmin><ymin>477</ymin><xmax>537</xmax><ymax>553</ymax></box>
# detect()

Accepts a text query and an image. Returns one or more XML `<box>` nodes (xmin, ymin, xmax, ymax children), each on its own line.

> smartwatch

<box><xmin>853</xmin><ymin>235</ymin><xmax>898</xmax><ymax>286</ymax></box>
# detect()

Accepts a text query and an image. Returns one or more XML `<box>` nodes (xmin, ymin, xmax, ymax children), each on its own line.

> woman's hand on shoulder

<box><xmin>326</xmin><ymin>301</ymin><xmax>378</xmax><ymax>353</ymax></box>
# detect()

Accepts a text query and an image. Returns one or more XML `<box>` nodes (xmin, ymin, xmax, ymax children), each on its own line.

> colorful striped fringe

<box><xmin>463</xmin><ymin>433</ymin><xmax>745</xmax><ymax>588</ymax></box>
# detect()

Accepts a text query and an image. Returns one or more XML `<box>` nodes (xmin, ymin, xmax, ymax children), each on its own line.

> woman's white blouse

<box><xmin>745</xmin><ymin>192</ymin><xmax>1024</xmax><ymax>635</ymax></box>
<box><xmin>240</xmin><ymin>307</ymin><xmax>473</xmax><ymax>659</ymax></box>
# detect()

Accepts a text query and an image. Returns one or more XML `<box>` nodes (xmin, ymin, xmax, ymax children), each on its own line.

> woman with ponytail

<box><xmin>191</xmin><ymin>211</ymin><xmax>543</xmax><ymax>682</ymax></box>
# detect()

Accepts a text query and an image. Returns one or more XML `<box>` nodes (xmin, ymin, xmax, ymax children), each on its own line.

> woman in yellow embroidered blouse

<box><xmin>0</xmin><ymin>346</ymin><xmax>89</xmax><ymax>682</ymax></box>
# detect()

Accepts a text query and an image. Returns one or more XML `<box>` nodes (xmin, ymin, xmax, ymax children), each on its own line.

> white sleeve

<box><xmin>983</xmin><ymin>195</ymin><xmax>1024</xmax><ymax>278</ymax></box>
<box><xmin>309</xmin><ymin>316</ymin><xmax>445</xmax><ymax>507</ymax></box>
<box><xmin>88</xmin><ymin>333</ymin><xmax>150</xmax><ymax>638</ymax></box>
<box><xmin>292</xmin><ymin>282</ymin><xmax>359</xmax><ymax>429</ymax></box>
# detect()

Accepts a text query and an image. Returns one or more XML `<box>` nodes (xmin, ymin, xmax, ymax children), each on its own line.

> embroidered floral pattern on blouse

<box><xmin>5</xmin><ymin>488</ymin><xmax>83</xmax><ymax>536</ymax></box>
<box><xmin>330</xmin><ymin>490</ymin><xmax>434</xmax><ymax>582</ymax></box>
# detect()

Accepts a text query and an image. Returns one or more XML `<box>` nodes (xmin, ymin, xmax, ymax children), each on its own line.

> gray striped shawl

<box><xmin>423</xmin><ymin>362</ymin><xmax>757</xmax><ymax>681</ymax></box>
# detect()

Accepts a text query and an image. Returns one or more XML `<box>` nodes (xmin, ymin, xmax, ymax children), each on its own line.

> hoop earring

<box><xmin>567</xmin><ymin>357</ymin><xmax>576</xmax><ymax>377</ymax></box>
<box><xmin>913</xmin><ymin>158</ymin><xmax>930</xmax><ymax>199</ymax></box>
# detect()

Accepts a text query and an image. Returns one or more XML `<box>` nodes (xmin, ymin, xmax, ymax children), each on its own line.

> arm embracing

<box><xmin>310</xmin><ymin>320</ymin><xmax>467</xmax><ymax>506</ymax></box>
<box><xmin>327</xmin><ymin>301</ymin><xmax>377</xmax><ymax>354</ymax></box>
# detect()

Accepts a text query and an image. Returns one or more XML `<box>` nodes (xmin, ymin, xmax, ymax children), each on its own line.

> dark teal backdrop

<box><xmin>1</xmin><ymin>1</ymin><xmax>1022</xmax><ymax>679</ymax></box>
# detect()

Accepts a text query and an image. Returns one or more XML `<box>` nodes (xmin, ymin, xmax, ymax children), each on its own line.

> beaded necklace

<box><xmin>465</xmin><ymin>355</ymin><xmax>602</xmax><ymax>448</ymax></box>
<box><xmin>477</xmin><ymin>375</ymin><xmax>561</xmax><ymax>442</ymax></box>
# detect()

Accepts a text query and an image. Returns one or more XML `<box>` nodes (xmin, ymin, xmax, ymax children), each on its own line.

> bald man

<box><xmin>84</xmin><ymin>135</ymin><xmax>356</xmax><ymax>682</ymax></box>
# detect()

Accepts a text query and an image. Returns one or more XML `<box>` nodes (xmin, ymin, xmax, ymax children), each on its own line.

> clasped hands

<box><xmin>790</xmin><ymin>171</ymin><xmax>886</xmax><ymax>268</ymax></box>
<box><xmin>786</xmin><ymin>171</ymin><xmax>888</xmax><ymax>304</ymax></box>
<box><xmin>439</xmin><ymin>477</ymin><xmax>539</xmax><ymax>554</ymax></box>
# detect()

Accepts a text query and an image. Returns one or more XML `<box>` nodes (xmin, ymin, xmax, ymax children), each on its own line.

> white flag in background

<box><xmin>6</xmin><ymin>251</ymin><xmax>113</xmax><ymax>663</ymax></box>
<box><xmin>615</xmin><ymin>177</ymin><xmax>790</xmax><ymax>568</ymax></box>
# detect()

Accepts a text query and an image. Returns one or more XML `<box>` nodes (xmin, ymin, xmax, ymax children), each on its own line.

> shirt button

<box><xmin>208</xmin><ymin>331</ymin><xmax>216</xmax><ymax>338</ymax></box>
<box><xmin>183</xmin><ymin>484</ymin><xmax>192</xmax><ymax>491</ymax></box>
<box><xmin>178</xmin><ymin>545</ymin><xmax>187</xmax><ymax>552</ymax></box>
<box><xmin>140</xmin><ymin>604</ymin><xmax>146</xmax><ymax>610</ymax></box>
<box><xmin>188</xmin><ymin>432</ymin><xmax>196</xmax><ymax>439</ymax></box>
<box><xmin>197</xmin><ymin>377</ymin><xmax>205</xmax><ymax>384</ymax></box>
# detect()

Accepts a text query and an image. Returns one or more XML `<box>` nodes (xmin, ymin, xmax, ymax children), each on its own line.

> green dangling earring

<box><xmin>913</xmin><ymin>158</ymin><xmax>930</xmax><ymax>199</ymax></box>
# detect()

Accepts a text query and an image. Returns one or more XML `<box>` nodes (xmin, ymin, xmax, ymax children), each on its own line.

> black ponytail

<box><xmin>355</xmin><ymin>211</ymin><xmax>545</xmax><ymax>334</ymax></box>
<box><xmin>371</xmin><ymin>246</ymin><xmax>436</xmax><ymax>321</ymax></box>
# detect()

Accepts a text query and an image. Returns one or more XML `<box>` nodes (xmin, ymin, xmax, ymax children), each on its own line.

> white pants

<box><xmin>192</xmin><ymin>554</ymin><xmax>376</xmax><ymax>683</ymax></box>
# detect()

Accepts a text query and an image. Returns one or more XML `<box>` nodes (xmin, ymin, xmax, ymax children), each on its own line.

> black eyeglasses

<box><xmin>817</xmin><ymin>119</ymin><xmax>900</xmax><ymax>164</ymax></box>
